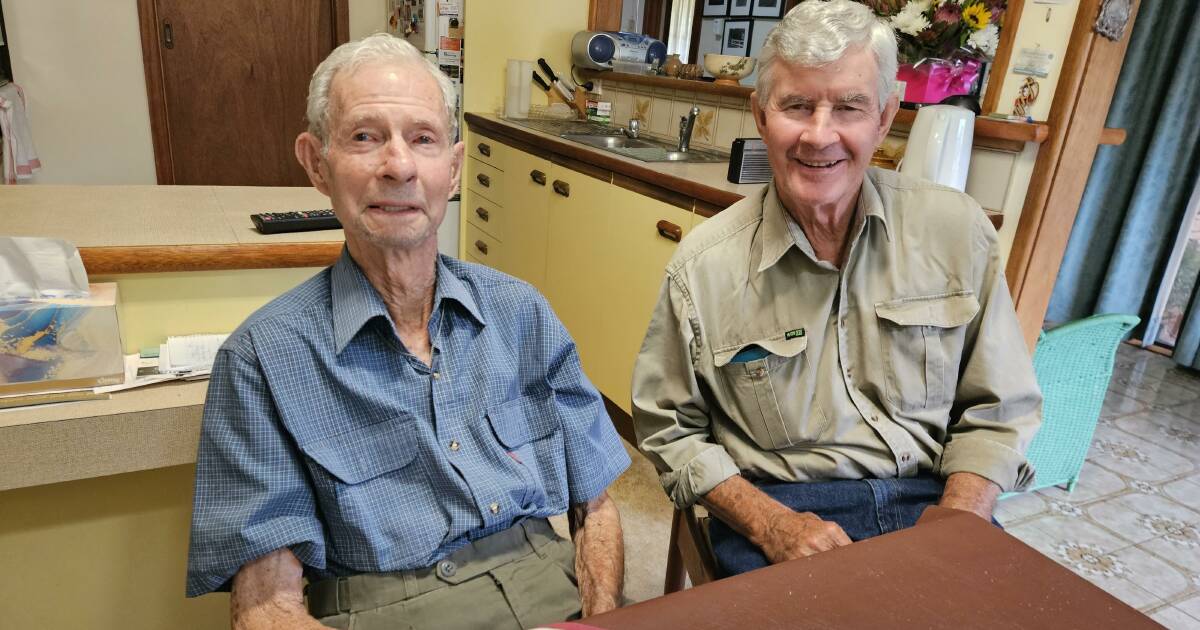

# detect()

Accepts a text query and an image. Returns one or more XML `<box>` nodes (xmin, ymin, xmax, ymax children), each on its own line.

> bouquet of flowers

<box><xmin>861</xmin><ymin>0</ymin><xmax>1005</xmax><ymax>64</ymax></box>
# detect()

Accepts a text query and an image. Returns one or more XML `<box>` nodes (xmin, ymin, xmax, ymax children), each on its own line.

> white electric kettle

<box><xmin>899</xmin><ymin>104</ymin><xmax>975</xmax><ymax>192</ymax></box>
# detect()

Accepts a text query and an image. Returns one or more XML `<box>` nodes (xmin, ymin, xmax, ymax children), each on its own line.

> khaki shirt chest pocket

<box><xmin>713</xmin><ymin>334</ymin><xmax>828</xmax><ymax>451</ymax></box>
<box><xmin>875</xmin><ymin>292</ymin><xmax>980</xmax><ymax>414</ymax></box>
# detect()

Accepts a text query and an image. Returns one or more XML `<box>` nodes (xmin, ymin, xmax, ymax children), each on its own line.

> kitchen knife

<box><xmin>538</xmin><ymin>57</ymin><xmax>576</xmax><ymax>103</ymax></box>
<box><xmin>532</xmin><ymin>71</ymin><xmax>551</xmax><ymax>92</ymax></box>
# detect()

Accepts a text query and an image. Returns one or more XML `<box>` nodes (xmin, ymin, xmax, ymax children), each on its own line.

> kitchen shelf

<box><xmin>584</xmin><ymin>69</ymin><xmax>1049</xmax><ymax>150</ymax></box>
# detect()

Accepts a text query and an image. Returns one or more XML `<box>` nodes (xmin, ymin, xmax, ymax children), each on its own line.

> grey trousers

<box><xmin>305</xmin><ymin>519</ymin><xmax>580</xmax><ymax>630</ymax></box>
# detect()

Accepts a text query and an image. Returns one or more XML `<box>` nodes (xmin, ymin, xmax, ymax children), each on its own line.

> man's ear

<box><xmin>447</xmin><ymin>140</ymin><xmax>465</xmax><ymax>199</ymax></box>
<box><xmin>295</xmin><ymin>132</ymin><xmax>331</xmax><ymax>195</ymax></box>
<box><xmin>878</xmin><ymin>92</ymin><xmax>900</xmax><ymax>141</ymax></box>
<box><xmin>750</xmin><ymin>92</ymin><xmax>768</xmax><ymax>138</ymax></box>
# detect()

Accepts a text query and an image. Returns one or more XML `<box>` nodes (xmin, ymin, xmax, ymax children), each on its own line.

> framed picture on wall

<box><xmin>704</xmin><ymin>0</ymin><xmax>730</xmax><ymax>17</ymax></box>
<box><xmin>752</xmin><ymin>0</ymin><xmax>785</xmax><ymax>18</ymax></box>
<box><xmin>722</xmin><ymin>20</ymin><xmax>752</xmax><ymax>56</ymax></box>
<box><xmin>729</xmin><ymin>0</ymin><xmax>752</xmax><ymax>17</ymax></box>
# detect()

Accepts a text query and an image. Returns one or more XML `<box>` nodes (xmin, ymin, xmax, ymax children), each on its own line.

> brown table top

<box><xmin>558</xmin><ymin>508</ymin><xmax>1159</xmax><ymax>630</ymax></box>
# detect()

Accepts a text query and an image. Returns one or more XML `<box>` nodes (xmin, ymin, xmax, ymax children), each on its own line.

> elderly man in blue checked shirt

<box><xmin>186</xmin><ymin>34</ymin><xmax>630</xmax><ymax>629</ymax></box>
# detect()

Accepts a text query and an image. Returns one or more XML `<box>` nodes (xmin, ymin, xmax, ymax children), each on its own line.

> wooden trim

<box><xmin>589</xmin><ymin>0</ymin><xmax>622</xmax><ymax>31</ymax></box>
<box><xmin>583</xmin><ymin>69</ymin><xmax>753</xmax><ymax>98</ymax></box>
<box><xmin>79</xmin><ymin>243</ymin><xmax>343</xmax><ymax>274</ymax></box>
<box><xmin>1099</xmin><ymin>127</ymin><xmax>1127</xmax><ymax>146</ymax></box>
<box><xmin>695</xmin><ymin>199</ymin><xmax>724</xmax><ymax>219</ymax></box>
<box><xmin>333</xmin><ymin>0</ymin><xmax>350</xmax><ymax>44</ymax></box>
<box><xmin>551</xmin><ymin>153</ymin><xmax>612</xmax><ymax>183</ymax></box>
<box><xmin>613</xmin><ymin>173</ymin><xmax>696</xmax><ymax>211</ymax></box>
<box><xmin>687</xmin><ymin>0</ymin><xmax>705</xmax><ymax>65</ymax></box>
<box><xmin>1005</xmin><ymin>0</ymin><xmax>1142</xmax><ymax>349</ymax></box>
<box><xmin>137</xmin><ymin>0</ymin><xmax>175</xmax><ymax>185</ymax></box>
<box><xmin>981</xmin><ymin>0</ymin><xmax>1026</xmax><ymax>115</ymax></box>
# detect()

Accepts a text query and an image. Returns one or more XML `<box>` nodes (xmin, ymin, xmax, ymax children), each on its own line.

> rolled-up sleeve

<box><xmin>186</xmin><ymin>342</ymin><xmax>326</xmax><ymax>597</ymax></box>
<box><xmin>938</xmin><ymin>214</ymin><xmax>1043</xmax><ymax>492</ymax></box>
<box><xmin>632</xmin><ymin>276</ymin><xmax>741</xmax><ymax>508</ymax></box>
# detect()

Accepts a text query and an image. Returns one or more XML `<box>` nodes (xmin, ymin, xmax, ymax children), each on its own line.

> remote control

<box><xmin>251</xmin><ymin>209</ymin><xmax>342</xmax><ymax>234</ymax></box>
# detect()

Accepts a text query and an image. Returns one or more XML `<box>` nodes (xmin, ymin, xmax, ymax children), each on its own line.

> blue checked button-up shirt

<box><xmin>186</xmin><ymin>249</ymin><xmax>630</xmax><ymax>597</ymax></box>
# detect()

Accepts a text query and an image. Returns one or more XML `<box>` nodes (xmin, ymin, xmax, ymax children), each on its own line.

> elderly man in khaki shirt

<box><xmin>632</xmin><ymin>0</ymin><xmax>1042</xmax><ymax>577</ymax></box>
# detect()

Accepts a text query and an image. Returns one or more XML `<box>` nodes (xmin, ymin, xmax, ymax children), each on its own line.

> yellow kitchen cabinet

<box><xmin>542</xmin><ymin>166</ymin><xmax>615</xmax><ymax>386</ymax></box>
<box><xmin>502</xmin><ymin>148</ymin><xmax>554</xmax><ymax>292</ymax></box>
<box><xmin>593</xmin><ymin>187</ymin><xmax>695</xmax><ymax>414</ymax></box>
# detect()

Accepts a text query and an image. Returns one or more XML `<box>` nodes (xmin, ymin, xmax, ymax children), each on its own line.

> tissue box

<box><xmin>0</xmin><ymin>283</ymin><xmax>124</xmax><ymax>395</ymax></box>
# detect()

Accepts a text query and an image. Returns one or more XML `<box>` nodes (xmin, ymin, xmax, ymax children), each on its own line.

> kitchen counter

<box><xmin>1</xmin><ymin>185</ymin><xmax>343</xmax><ymax>274</ymax></box>
<box><xmin>466</xmin><ymin>113</ymin><xmax>1004</xmax><ymax>228</ymax></box>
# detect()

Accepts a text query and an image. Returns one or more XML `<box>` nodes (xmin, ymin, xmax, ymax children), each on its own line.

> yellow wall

<box><xmin>463</xmin><ymin>0</ymin><xmax>590</xmax><ymax>113</ymax></box>
<box><xmin>0</xmin><ymin>465</ymin><xmax>229</xmax><ymax>630</ymax></box>
<box><xmin>93</xmin><ymin>268</ymin><xmax>321</xmax><ymax>354</ymax></box>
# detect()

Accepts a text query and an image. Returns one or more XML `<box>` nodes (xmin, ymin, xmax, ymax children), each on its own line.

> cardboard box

<box><xmin>0</xmin><ymin>283</ymin><xmax>124</xmax><ymax>395</ymax></box>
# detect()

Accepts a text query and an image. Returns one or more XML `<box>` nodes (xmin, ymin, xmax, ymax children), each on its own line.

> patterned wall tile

<box><xmin>631</xmin><ymin>95</ymin><xmax>653</xmax><ymax>126</ymax></box>
<box><xmin>713</xmin><ymin>106</ymin><xmax>746</xmax><ymax>152</ymax></box>
<box><xmin>648</xmin><ymin>95</ymin><xmax>675</xmax><ymax>137</ymax></box>
<box><xmin>741</xmin><ymin>110</ymin><xmax>762</xmax><ymax>138</ymax></box>
<box><xmin>611</xmin><ymin>89</ymin><xmax>633</xmax><ymax>129</ymax></box>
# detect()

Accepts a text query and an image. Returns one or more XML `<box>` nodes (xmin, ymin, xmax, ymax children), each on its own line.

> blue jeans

<box><xmin>708</xmin><ymin>475</ymin><xmax>946</xmax><ymax>578</ymax></box>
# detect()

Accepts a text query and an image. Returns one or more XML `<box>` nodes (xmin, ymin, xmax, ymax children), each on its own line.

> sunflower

<box><xmin>962</xmin><ymin>3</ymin><xmax>992</xmax><ymax>29</ymax></box>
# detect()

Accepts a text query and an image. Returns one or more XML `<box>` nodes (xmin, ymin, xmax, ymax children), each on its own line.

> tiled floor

<box><xmin>600</xmin><ymin>343</ymin><xmax>1200</xmax><ymax>627</ymax></box>
<box><xmin>996</xmin><ymin>344</ymin><xmax>1200</xmax><ymax>628</ymax></box>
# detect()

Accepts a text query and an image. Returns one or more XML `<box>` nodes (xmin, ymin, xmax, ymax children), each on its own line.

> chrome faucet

<box><xmin>678</xmin><ymin>106</ymin><xmax>700</xmax><ymax>152</ymax></box>
<box><xmin>620</xmin><ymin>119</ymin><xmax>640</xmax><ymax>139</ymax></box>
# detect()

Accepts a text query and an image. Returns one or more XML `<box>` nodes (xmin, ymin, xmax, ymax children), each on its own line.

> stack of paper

<box><xmin>158</xmin><ymin>334</ymin><xmax>229</xmax><ymax>376</ymax></box>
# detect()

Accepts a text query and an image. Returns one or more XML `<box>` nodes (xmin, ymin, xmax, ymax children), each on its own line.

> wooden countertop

<box><xmin>2</xmin><ymin>185</ymin><xmax>344</xmax><ymax>274</ymax></box>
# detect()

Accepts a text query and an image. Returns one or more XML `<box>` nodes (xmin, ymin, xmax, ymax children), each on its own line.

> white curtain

<box><xmin>666</xmin><ymin>0</ymin><xmax>696</xmax><ymax>62</ymax></box>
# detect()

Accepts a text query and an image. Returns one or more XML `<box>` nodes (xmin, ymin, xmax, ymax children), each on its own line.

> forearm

<box><xmin>572</xmin><ymin>491</ymin><xmax>624</xmax><ymax>617</ymax></box>
<box><xmin>938</xmin><ymin>472</ymin><xmax>1001</xmax><ymax>521</ymax></box>
<box><xmin>700</xmin><ymin>475</ymin><xmax>791</xmax><ymax>549</ymax></box>
<box><xmin>231</xmin><ymin>548</ymin><xmax>329</xmax><ymax>630</ymax></box>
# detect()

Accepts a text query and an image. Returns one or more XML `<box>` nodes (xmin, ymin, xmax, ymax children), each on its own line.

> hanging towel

<box><xmin>0</xmin><ymin>82</ymin><xmax>42</xmax><ymax>184</ymax></box>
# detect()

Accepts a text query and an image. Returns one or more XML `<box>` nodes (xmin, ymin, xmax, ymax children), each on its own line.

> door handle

<box><xmin>656</xmin><ymin>220</ymin><xmax>682</xmax><ymax>242</ymax></box>
<box><xmin>477</xmin><ymin>142</ymin><xmax>491</xmax><ymax>157</ymax></box>
<box><xmin>530</xmin><ymin>170</ymin><xmax>547</xmax><ymax>186</ymax></box>
<box><xmin>162</xmin><ymin>21</ymin><xmax>174</xmax><ymax>49</ymax></box>
<box><xmin>552</xmin><ymin>180</ymin><xmax>570</xmax><ymax>197</ymax></box>
<box><xmin>474</xmin><ymin>207</ymin><xmax>489</xmax><ymax>222</ymax></box>
<box><xmin>474</xmin><ymin>240</ymin><xmax>489</xmax><ymax>256</ymax></box>
<box><xmin>476</xmin><ymin>173</ymin><xmax>490</xmax><ymax>187</ymax></box>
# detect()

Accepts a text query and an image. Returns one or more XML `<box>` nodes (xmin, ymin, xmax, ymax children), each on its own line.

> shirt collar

<box><xmin>330</xmin><ymin>248</ymin><xmax>486</xmax><ymax>354</ymax></box>
<box><xmin>756</xmin><ymin>169</ymin><xmax>892</xmax><ymax>273</ymax></box>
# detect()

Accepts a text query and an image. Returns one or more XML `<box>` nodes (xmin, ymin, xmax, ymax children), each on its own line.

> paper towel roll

<box><xmin>519</xmin><ymin>60</ymin><xmax>533</xmax><ymax>116</ymax></box>
<box><xmin>504</xmin><ymin>59</ymin><xmax>525</xmax><ymax>119</ymax></box>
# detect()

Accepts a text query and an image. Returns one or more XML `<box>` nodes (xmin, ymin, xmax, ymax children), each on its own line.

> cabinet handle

<box><xmin>474</xmin><ymin>207</ymin><xmax>490</xmax><ymax>222</ymax></box>
<box><xmin>474</xmin><ymin>240</ymin><xmax>489</xmax><ymax>256</ymax></box>
<box><xmin>552</xmin><ymin>180</ymin><xmax>570</xmax><ymax>197</ymax></box>
<box><xmin>477</xmin><ymin>142</ymin><xmax>491</xmax><ymax>157</ymax></box>
<box><xmin>162</xmin><ymin>21</ymin><xmax>174</xmax><ymax>49</ymax></box>
<box><xmin>656</xmin><ymin>220</ymin><xmax>682</xmax><ymax>242</ymax></box>
<box><xmin>530</xmin><ymin>170</ymin><xmax>547</xmax><ymax>186</ymax></box>
<box><xmin>476</xmin><ymin>173</ymin><xmax>490</xmax><ymax>187</ymax></box>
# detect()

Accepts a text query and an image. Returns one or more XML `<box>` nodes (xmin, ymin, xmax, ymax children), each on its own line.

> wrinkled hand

<box><xmin>757</xmin><ymin>510</ymin><xmax>851</xmax><ymax>563</ymax></box>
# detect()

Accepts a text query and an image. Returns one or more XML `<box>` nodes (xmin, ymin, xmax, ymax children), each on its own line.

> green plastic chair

<box><xmin>1015</xmin><ymin>313</ymin><xmax>1140</xmax><ymax>495</ymax></box>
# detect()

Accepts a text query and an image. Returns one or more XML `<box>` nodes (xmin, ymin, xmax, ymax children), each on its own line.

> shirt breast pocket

<box><xmin>301</xmin><ymin>418</ymin><xmax>445</xmax><ymax>566</ymax></box>
<box><xmin>487</xmin><ymin>398</ymin><xmax>564</xmax><ymax>509</ymax></box>
<box><xmin>875</xmin><ymin>291</ymin><xmax>979</xmax><ymax>414</ymax></box>
<box><xmin>714</xmin><ymin>334</ymin><xmax>828</xmax><ymax>451</ymax></box>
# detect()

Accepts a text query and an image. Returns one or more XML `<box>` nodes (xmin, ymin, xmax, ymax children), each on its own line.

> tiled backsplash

<box><xmin>601</xmin><ymin>78</ymin><xmax>758</xmax><ymax>154</ymax></box>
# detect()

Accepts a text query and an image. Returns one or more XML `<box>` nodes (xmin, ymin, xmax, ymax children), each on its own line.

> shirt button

<box><xmin>489</xmin><ymin>502</ymin><xmax>500</xmax><ymax>514</ymax></box>
<box><xmin>753</xmin><ymin>367</ymin><xmax>766</xmax><ymax>377</ymax></box>
<box><xmin>902</xmin><ymin>454</ymin><xmax>911</xmax><ymax>462</ymax></box>
<box><xmin>437</xmin><ymin>560</ymin><xmax>457</xmax><ymax>578</ymax></box>
<box><xmin>449</xmin><ymin>440</ymin><xmax>460</xmax><ymax>452</ymax></box>
<box><xmin>432</xmin><ymin>372</ymin><xmax>441</xmax><ymax>379</ymax></box>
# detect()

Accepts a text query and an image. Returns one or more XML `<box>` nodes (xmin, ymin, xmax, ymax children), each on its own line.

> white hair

<box><xmin>757</xmin><ymin>0</ymin><xmax>898</xmax><ymax>112</ymax></box>
<box><xmin>305</xmin><ymin>33</ymin><xmax>458</xmax><ymax>148</ymax></box>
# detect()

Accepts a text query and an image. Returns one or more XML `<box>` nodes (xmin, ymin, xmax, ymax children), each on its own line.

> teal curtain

<box><xmin>1045</xmin><ymin>0</ymin><xmax>1200</xmax><ymax>370</ymax></box>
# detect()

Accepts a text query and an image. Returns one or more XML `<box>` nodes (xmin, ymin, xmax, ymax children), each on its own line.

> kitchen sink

<box><xmin>559</xmin><ymin>133</ymin><xmax>661</xmax><ymax>150</ymax></box>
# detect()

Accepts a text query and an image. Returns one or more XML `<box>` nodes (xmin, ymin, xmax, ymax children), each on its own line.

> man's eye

<box><xmin>415</xmin><ymin>134</ymin><xmax>436</xmax><ymax>145</ymax></box>
<box><xmin>352</xmin><ymin>132</ymin><xmax>372</xmax><ymax>142</ymax></box>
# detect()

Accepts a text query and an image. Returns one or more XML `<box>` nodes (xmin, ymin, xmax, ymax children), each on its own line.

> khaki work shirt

<box><xmin>632</xmin><ymin>168</ymin><xmax>1042</xmax><ymax>509</ymax></box>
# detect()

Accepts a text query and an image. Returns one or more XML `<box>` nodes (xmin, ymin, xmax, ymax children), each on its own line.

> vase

<box><xmin>663</xmin><ymin>54</ymin><xmax>682</xmax><ymax>78</ymax></box>
<box><xmin>897</xmin><ymin>58</ymin><xmax>984</xmax><ymax>105</ymax></box>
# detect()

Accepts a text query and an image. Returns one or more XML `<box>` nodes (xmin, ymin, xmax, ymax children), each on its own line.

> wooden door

<box><xmin>138</xmin><ymin>0</ymin><xmax>347</xmax><ymax>185</ymax></box>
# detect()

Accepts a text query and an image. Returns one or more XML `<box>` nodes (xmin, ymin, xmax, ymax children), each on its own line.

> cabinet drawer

<box><xmin>465</xmin><ymin>194</ymin><xmax>504</xmax><ymax>242</ymax></box>
<box><xmin>466</xmin><ymin>157</ymin><xmax>504</xmax><ymax>205</ymax></box>
<box><xmin>464</xmin><ymin>222</ymin><xmax>503</xmax><ymax>270</ymax></box>
<box><xmin>468</xmin><ymin>136</ymin><xmax>507</xmax><ymax>170</ymax></box>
